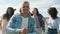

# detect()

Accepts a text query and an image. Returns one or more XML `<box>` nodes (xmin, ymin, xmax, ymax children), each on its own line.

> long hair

<box><xmin>34</xmin><ymin>8</ymin><xmax>39</xmax><ymax>15</ymax></box>
<box><xmin>3</xmin><ymin>7</ymin><xmax>14</xmax><ymax>20</ymax></box>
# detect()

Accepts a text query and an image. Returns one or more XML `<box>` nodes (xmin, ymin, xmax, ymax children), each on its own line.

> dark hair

<box><xmin>48</xmin><ymin>7</ymin><xmax>58</xmax><ymax>19</ymax></box>
<box><xmin>34</xmin><ymin>8</ymin><xmax>39</xmax><ymax>15</ymax></box>
<box><xmin>3</xmin><ymin>7</ymin><xmax>14</xmax><ymax>20</ymax></box>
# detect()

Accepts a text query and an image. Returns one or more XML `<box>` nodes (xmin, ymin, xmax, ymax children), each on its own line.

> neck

<box><xmin>51</xmin><ymin>16</ymin><xmax>58</xmax><ymax>19</ymax></box>
<box><xmin>22</xmin><ymin>13</ymin><xmax>28</xmax><ymax>18</ymax></box>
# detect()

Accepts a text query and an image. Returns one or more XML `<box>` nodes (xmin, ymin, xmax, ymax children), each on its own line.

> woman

<box><xmin>32</xmin><ymin>8</ymin><xmax>45</xmax><ymax>34</ymax></box>
<box><xmin>44</xmin><ymin>7</ymin><xmax>60</xmax><ymax>34</ymax></box>
<box><xmin>0</xmin><ymin>19</ymin><xmax>2</xmax><ymax>30</ymax></box>
<box><xmin>0</xmin><ymin>7</ymin><xmax>15</xmax><ymax>34</ymax></box>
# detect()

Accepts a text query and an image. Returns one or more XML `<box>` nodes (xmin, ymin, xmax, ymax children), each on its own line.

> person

<box><xmin>32</xmin><ymin>8</ymin><xmax>45</xmax><ymax>34</ymax></box>
<box><xmin>43</xmin><ymin>7</ymin><xmax>60</xmax><ymax>34</ymax></box>
<box><xmin>29</xmin><ymin>11</ymin><xmax>33</xmax><ymax>16</ymax></box>
<box><xmin>6</xmin><ymin>1</ymin><xmax>36</xmax><ymax>34</ymax></box>
<box><xmin>0</xmin><ymin>7</ymin><xmax>15</xmax><ymax>34</ymax></box>
<box><xmin>0</xmin><ymin>19</ymin><xmax>2</xmax><ymax>30</ymax></box>
<box><xmin>20</xmin><ymin>8</ymin><xmax>33</xmax><ymax>16</ymax></box>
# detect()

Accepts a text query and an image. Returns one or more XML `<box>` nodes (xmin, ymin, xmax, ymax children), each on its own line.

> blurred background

<box><xmin>0</xmin><ymin>0</ymin><xmax>60</xmax><ymax>34</ymax></box>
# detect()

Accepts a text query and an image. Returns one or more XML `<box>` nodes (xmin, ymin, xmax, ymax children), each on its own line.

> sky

<box><xmin>0</xmin><ymin>0</ymin><xmax>60</xmax><ymax>17</ymax></box>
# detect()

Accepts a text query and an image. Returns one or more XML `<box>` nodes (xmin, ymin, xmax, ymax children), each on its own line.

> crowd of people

<box><xmin>0</xmin><ymin>1</ymin><xmax>60</xmax><ymax>34</ymax></box>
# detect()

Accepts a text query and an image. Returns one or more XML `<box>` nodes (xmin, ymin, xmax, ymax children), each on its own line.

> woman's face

<box><xmin>32</xmin><ymin>9</ymin><xmax>37</xmax><ymax>15</ymax></box>
<box><xmin>7</xmin><ymin>9</ymin><xmax>11</xmax><ymax>15</ymax></box>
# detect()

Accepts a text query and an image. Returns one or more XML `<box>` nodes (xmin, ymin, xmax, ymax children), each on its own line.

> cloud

<box><xmin>51</xmin><ymin>4</ymin><xmax>60</xmax><ymax>8</ymax></box>
<box><xmin>0</xmin><ymin>0</ymin><xmax>60</xmax><ymax>17</ymax></box>
<box><xmin>29</xmin><ymin>0</ymin><xmax>54</xmax><ymax>16</ymax></box>
<box><xmin>0</xmin><ymin>0</ymin><xmax>25</xmax><ymax>16</ymax></box>
<box><xmin>30</xmin><ymin>0</ymin><xmax>55</xmax><ymax>8</ymax></box>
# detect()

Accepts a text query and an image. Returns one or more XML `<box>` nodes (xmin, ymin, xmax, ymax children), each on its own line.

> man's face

<box><xmin>22</xmin><ymin>3</ymin><xmax>30</xmax><ymax>14</ymax></box>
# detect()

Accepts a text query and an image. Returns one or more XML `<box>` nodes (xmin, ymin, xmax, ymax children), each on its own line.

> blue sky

<box><xmin>0</xmin><ymin>0</ymin><xmax>60</xmax><ymax>17</ymax></box>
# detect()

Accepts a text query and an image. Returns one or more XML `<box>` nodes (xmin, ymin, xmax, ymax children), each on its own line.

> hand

<box><xmin>20</xmin><ymin>28</ymin><xmax>27</xmax><ymax>34</ymax></box>
<box><xmin>42</xmin><ymin>17</ymin><xmax>46</xmax><ymax>22</ymax></box>
<box><xmin>42</xmin><ymin>17</ymin><xmax>48</xmax><ymax>25</ymax></box>
<box><xmin>33</xmin><ymin>12</ymin><xmax>36</xmax><ymax>16</ymax></box>
<box><xmin>32</xmin><ymin>11</ymin><xmax>36</xmax><ymax>16</ymax></box>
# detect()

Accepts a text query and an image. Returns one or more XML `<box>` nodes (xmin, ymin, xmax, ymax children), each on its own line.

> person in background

<box><xmin>6</xmin><ymin>1</ymin><xmax>36</xmax><ymax>34</ymax></box>
<box><xmin>0</xmin><ymin>19</ymin><xmax>2</xmax><ymax>30</ymax></box>
<box><xmin>0</xmin><ymin>7</ymin><xmax>15</xmax><ymax>34</ymax></box>
<box><xmin>32</xmin><ymin>8</ymin><xmax>45</xmax><ymax>34</ymax></box>
<box><xmin>29</xmin><ymin>11</ymin><xmax>33</xmax><ymax>16</ymax></box>
<box><xmin>43</xmin><ymin>7</ymin><xmax>60</xmax><ymax>34</ymax></box>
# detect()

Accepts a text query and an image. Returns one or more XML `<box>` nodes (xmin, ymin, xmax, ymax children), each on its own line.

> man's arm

<box><xmin>6</xmin><ymin>14</ymin><xmax>21</xmax><ymax>34</ymax></box>
<box><xmin>32</xmin><ymin>18</ymin><xmax>37</xmax><ymax>34</ymax></box>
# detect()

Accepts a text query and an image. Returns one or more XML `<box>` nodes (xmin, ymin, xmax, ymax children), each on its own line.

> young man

<box><xmin>6</xmin><ymin>1</ymin><xmax>36</xmax><ymax>34</ymax></box>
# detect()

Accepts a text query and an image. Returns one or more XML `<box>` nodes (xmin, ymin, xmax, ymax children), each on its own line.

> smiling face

<box><xmin>21</xmin><ymin>1</ymin><xmax>30</xmax><ymax>14</ymax></box>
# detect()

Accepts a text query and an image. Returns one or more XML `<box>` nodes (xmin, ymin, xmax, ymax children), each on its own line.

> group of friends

<box><xmin>0</xmin><ymin>1</ymin><xmax>60</xmax><ymax>34</ymax></box>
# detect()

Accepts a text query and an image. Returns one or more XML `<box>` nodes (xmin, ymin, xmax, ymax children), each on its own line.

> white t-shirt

<box><xmin>48</xmin><ymin>17</ymin><xmax>60</xmax><ymax>29</ymax></box>
<box><xmin>21</xmin><ymin>16</ymin><xmax>28</xmax><ymax>29</ymax></box>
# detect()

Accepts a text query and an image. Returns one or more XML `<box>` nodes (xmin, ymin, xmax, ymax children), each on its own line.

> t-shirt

<box><xmin>21</xmin><ymin>16</ymin><xmax>28</xmax><ymax>29</ymax></box>
<box><xmin>48</xmin><ymin>17</ymin><xmax>60</xmax><ymax>29</ymax></box>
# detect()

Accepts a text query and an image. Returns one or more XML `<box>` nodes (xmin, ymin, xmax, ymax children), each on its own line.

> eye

<box><xmin>23</xmin><ymin>6</ymin><xmax>29</xmax><ymax>8</ymax></box>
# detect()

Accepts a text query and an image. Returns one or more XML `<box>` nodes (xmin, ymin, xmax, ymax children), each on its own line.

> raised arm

<box><xmin>42</xmin><ymin>17</ymin><xmax>48</xmax><ymax>25</ymax></box>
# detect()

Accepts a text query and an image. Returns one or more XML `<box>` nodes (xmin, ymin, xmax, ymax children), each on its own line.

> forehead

<box><xmin>22</xmin><ymin>3</ymin><xmax>29</xmax><ymax>6</ymax></box>
<box><xmin>7</xmin><ymin>9</ymin><xmax>11</xmax><ymax>10</ymax></box>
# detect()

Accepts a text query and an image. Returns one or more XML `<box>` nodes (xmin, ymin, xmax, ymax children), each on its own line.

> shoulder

<box><xmin>10</xmin><ymin>13</ymin><xmax>21</xmax><ymax>20</ymax></box>
<box><xmin>55</xmin><ymin>17</ymin><xmax>60</xmax><ymax>24</ymax></box>
<box><xmin>38</xmin><ymin>14</ymin><xmax>43</xmax><ymax>16</ymax></box>
<box><xmin>13</xmin><ymin>13</ymin><xmax>20</xmax><ymax>16</ymax></box>
<box><xmin>56</xmin><ymin>17</ymin><xmax>60</xmax><ymax>21</ymax></box>
<box><xmin>30</xmin><ymin>16</ymin><xmax>35</xmax><ymax>23</ymax></box>
<box><xmin>12</xmin><ymin>13</ymin><xmax>20</xmax><ymax>18</ymax></box>
<box><xmin>38</xmin><ymin>14</ymin><xmax>43</xmax><ymax>17</ymax></box>
<box><xmin>2</xmin><ymin>14</ymin><xmax>6</xmax><ymax>19</ymax></box>
<box><xmin>29</xmin><ymin>17</ymin><xmax>36</xmax><ymax>25</ymax></box>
